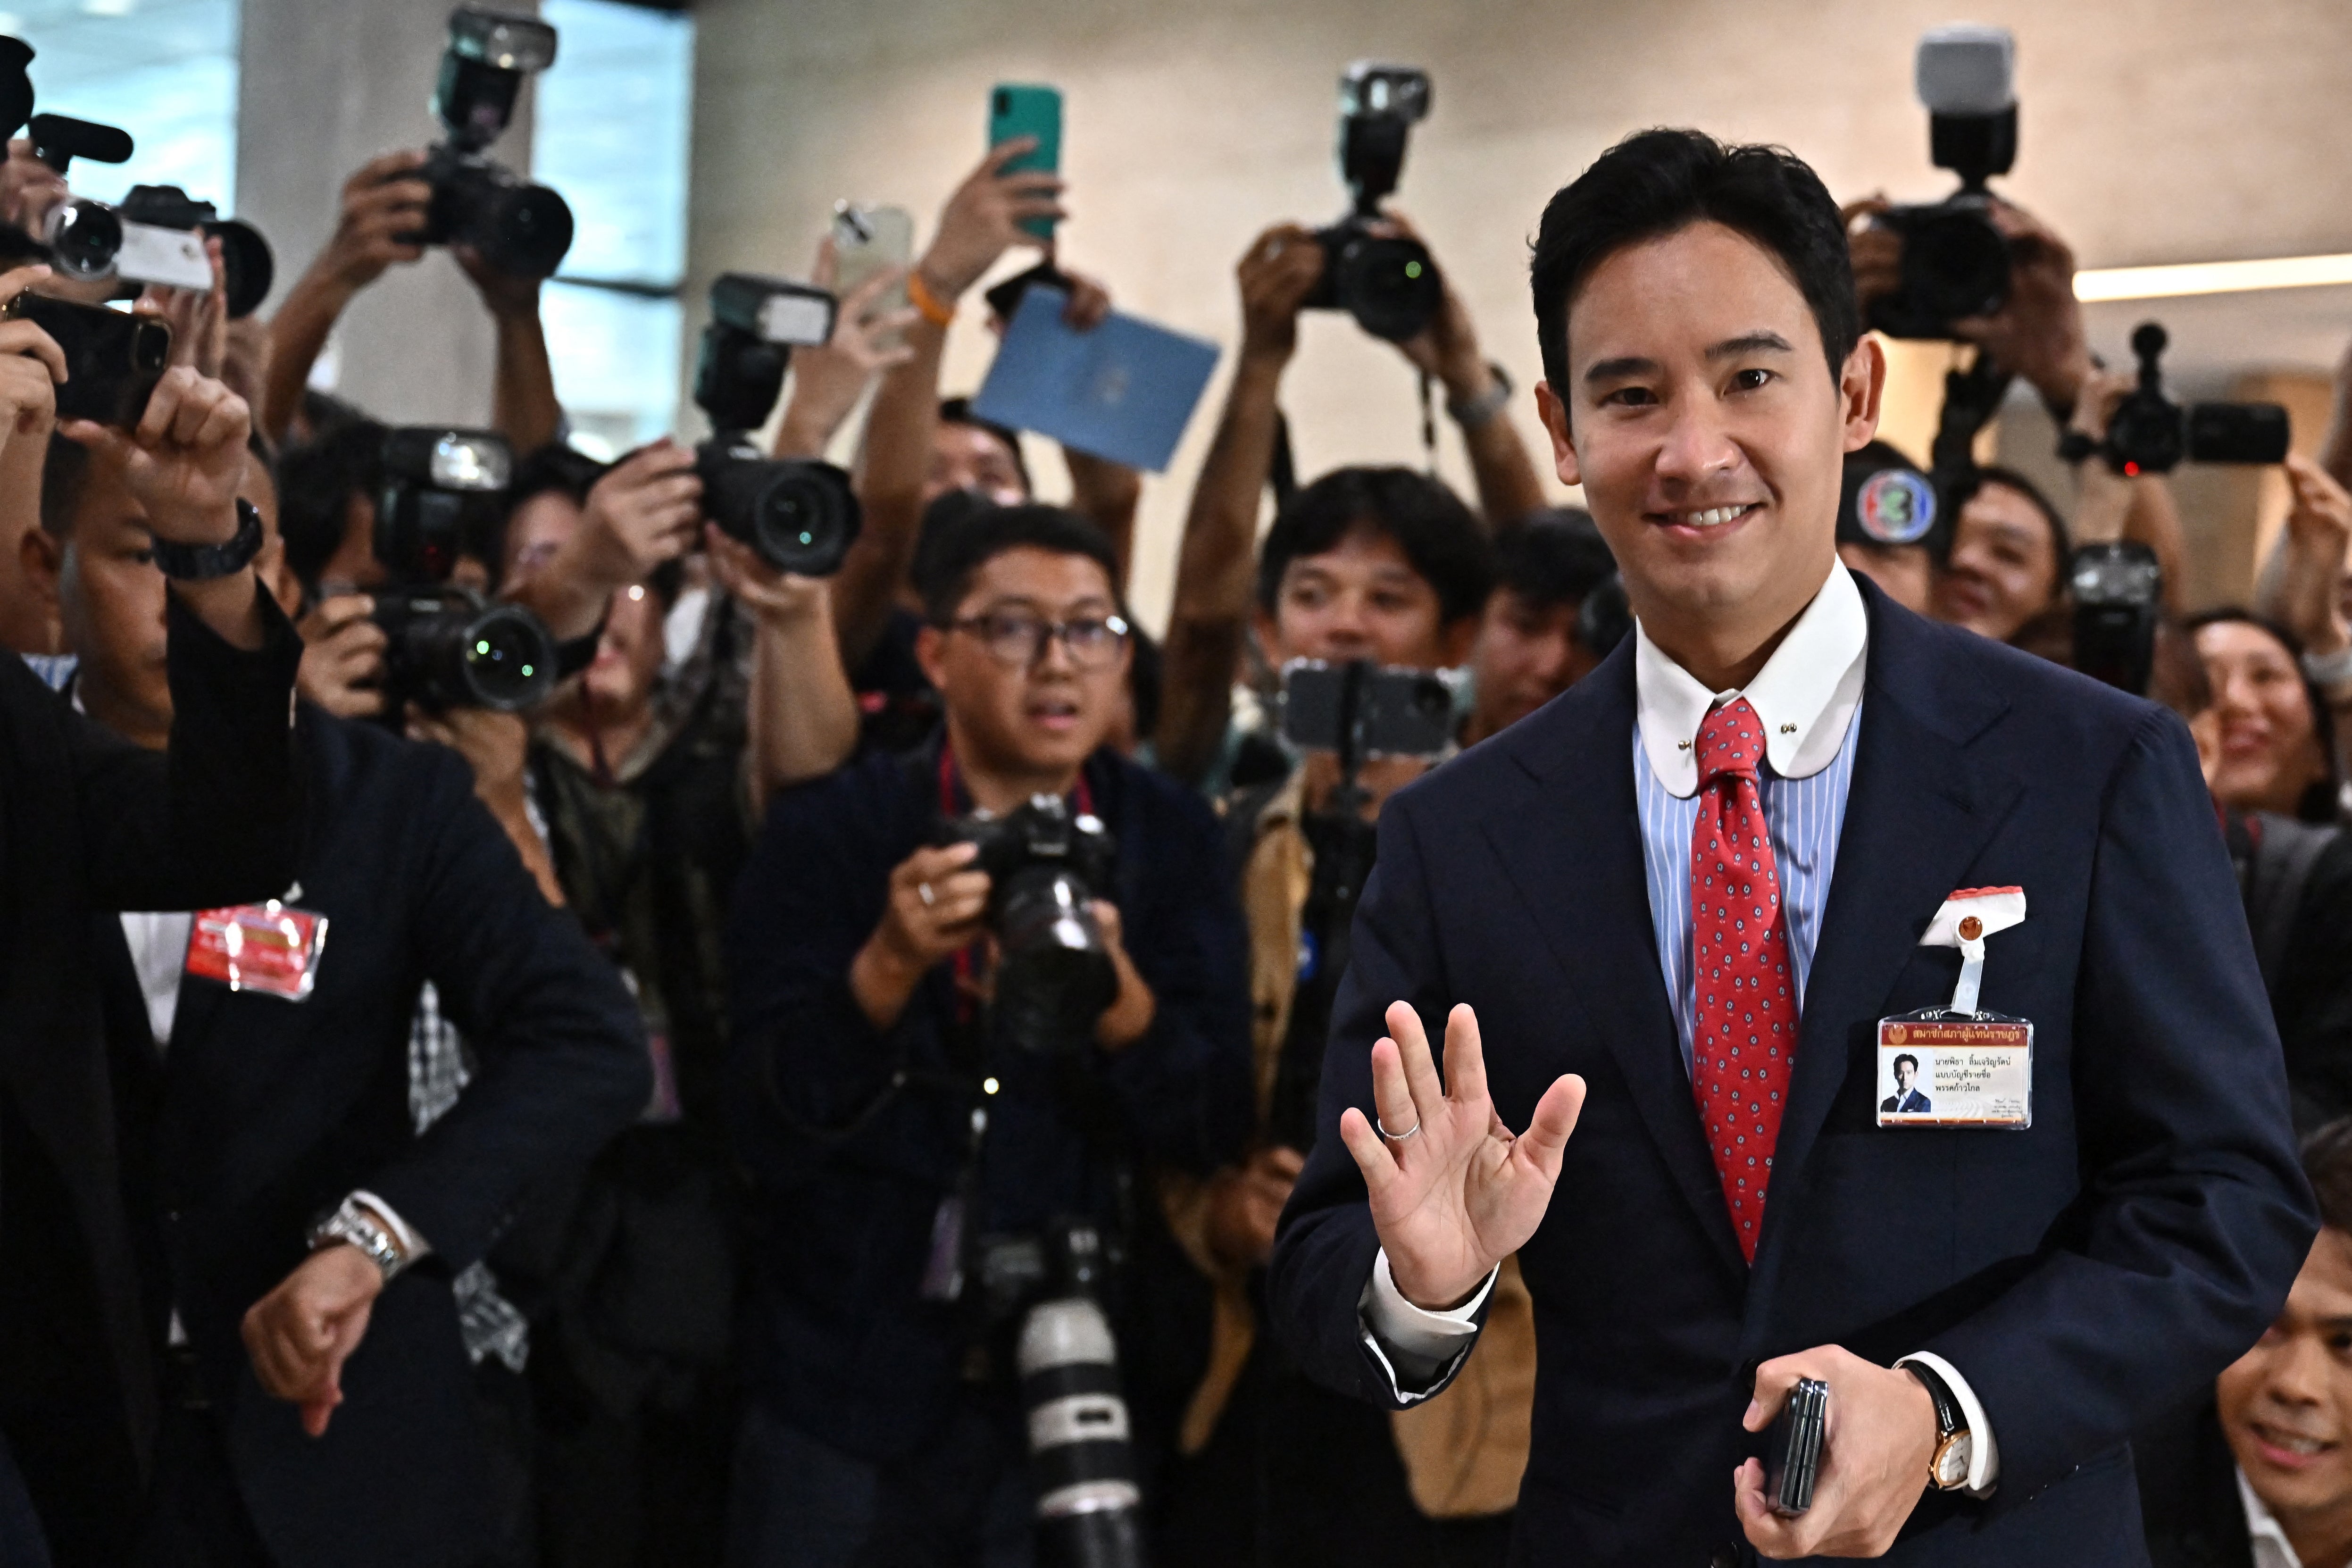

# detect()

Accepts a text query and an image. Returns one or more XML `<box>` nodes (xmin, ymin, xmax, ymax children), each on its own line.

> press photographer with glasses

<box><xmin>723</xmin><ymin>502</ymin><xmax>1250</xmax><ymax>1566</ymax></box>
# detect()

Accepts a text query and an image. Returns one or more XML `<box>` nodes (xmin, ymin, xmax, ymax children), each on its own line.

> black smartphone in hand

<box><xmin>1764</xmin><ymin>1377</ymin><xmax>1828</xmax><ymax>1517</ymax></box>
<box><xmin>3</xmin><ymin>290</ymin><xmax>170</xmax><ymax>427</ymax></box>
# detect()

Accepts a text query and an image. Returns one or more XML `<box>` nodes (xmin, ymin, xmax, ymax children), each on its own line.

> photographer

<box><xmin>0</xmin><ymin>283</ymin><xmax>301</xmax><ymax>1567</ymax></box>
<box><xmin>1930</xmin><ymin>464</ymin><xmax>2069</xmax><ymax>644</ymax></box>
<box><xmin>1459</xmin><ymin>508</ymin><xmax>1615</xmax><ymax>746</ymax></box>
<box><xmin>261</xmin><ymin>149</ymin><xmax>560</xmax><ymax>451</ymax></box>
<box><xmin>19</xmin><ymin>355</ymin><xmax>646</xmax><ymax>1567</ymax></box>
<box><xmin>722</xmin><ymin>502</ymin><xmax>1251</xmax><ymax>1565</ymax></box>
<box><xmin>2263</xmin><ymin>341</ymin><xmax>2352</xmax><ymax>790</ymax></box>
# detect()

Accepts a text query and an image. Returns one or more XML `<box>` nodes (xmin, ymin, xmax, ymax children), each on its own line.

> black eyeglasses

<box><xmin>946</xmin><ymin>609</ymin><xmax>1132</xmax><ymax>669</ymax></box>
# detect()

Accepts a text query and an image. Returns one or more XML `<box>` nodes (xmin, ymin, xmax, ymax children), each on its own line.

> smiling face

<box><xmin>1256</xmin><ymin>526</ymin><xmax>1461</xmax><ymax>672</ymax></box>
<box><xmin>1535</xmin><ymin>221</ymin><xmax>1880</xmax><ymax>685</ymax></box>
<box><xmin>1934</xmin><ymin>482</ymin><xmax>2061</xmax><ymax>642</ymax></box>
<box><xmin>2219</xmin><ymin>1230</ymin><xmax>2352</xmax><ymax>1536</ymax></box>
<box><xmin>2198</xmin><ymin>618</ymin><xmax>2327</xmax><ymax>817</ymax></box>
<box><xmin>918</xmin><ymin>545</ymin><xmax>1131</xmax><ymax>791</ymax></box>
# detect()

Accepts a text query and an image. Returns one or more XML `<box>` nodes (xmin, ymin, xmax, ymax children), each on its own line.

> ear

<box><xmin>914</xmin><ymin>621</ymin><xmax>949</xmax><ymax>693</ymax></box>
<box><xmin>1840</xmin><ymin>335</ymin><xmax>1888</xmax><ymax>455</ymax></box>
<box><xmin>1535</xmin><ymin>381</ymin><xmax>1581</xmax><ymax>488</ymax></box>
<box><xmin>18</xmin><ymin>524</ymin><xmax>60</xmax><ymax>610</ymax></box>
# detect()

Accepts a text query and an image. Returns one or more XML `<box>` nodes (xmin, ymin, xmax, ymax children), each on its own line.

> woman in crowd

<box><xmin>2189</xmin><ymin>610</ymin><xmax>2343</xmax><ymax>825</ymax></box>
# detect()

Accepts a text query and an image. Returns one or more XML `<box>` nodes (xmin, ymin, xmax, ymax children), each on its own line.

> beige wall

<box><xmin>686</xmin><ymin>0</ymin><xmax>2352</xmax><ymax>628</ymax></box>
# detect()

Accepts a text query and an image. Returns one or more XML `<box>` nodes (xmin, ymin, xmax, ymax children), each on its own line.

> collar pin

<box><xmin>1779</xmin><ymin>723</ymin><xmax>1796</xmax><ymax>735</ymax></box>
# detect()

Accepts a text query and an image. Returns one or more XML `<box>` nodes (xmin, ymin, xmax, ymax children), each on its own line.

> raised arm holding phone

<box><xmin>1265</xmin><ymin>128</ymin><xmax>2314</xmax><ymax>1566</ymax></box>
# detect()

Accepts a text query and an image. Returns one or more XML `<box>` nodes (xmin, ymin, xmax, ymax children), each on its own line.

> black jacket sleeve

<box><xmin>1928</xmin><ymin>710</ymin><xmax>2316</xmax><ymax>1506</ymax></box>
<box><xmin>2275</xmin><ymin>832</ymin><xmax>2352</xmax><ymax>1124</ymax></box>
<box><xmin>358</xmin><ymin>746</ymin><xmax>649</xmax><ymax>1268</ymax></box>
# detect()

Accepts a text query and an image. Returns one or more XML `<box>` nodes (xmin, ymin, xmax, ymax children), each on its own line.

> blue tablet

<box><xmin>970</xmin><ymin>286</ymin><xmax>1220</xmax><ymax>473</ymax></box>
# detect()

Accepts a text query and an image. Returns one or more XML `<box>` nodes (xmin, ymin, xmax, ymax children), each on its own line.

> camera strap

<box><xmin>1418</xmin><ymin>369</ymin><xmax>1438</xmax><ymax>477</ymax></box>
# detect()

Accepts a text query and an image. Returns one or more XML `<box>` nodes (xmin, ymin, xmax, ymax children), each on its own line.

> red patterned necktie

<box><xmin>1689</xmin><ymin>697</ymin><xmax>1797</xmax><ymax>1263</ymax></box>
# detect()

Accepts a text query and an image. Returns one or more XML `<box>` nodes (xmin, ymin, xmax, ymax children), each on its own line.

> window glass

<box><xmin>0</xmin><ymin>0</ymin><xmax>240</xmax><ymax>209</ymax></box>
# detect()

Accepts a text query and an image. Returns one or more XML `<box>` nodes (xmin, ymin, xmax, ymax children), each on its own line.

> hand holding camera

<box><xmin>918</xmin><ymin>139</ymin><xmax>1066</xmax><ymax>304</ymax></box>
<box><xmin>2276</xmin><ymin>454</ymin><xmax>2352</xmax><ymax>659</ymax></box>
<box><xmin>774</xmin><ymin>235</ymin><xmax>918</xmax><ymax>458</ymax></box>
<box><xmin>576</xmin><ymin>438</ymin><xmax>703</xmax><ymax>588</ymax></box>
<box><xmin>60</xmin><ymin>363</ymin><xmax>247</xmax><ymax>546</ymax></box>
<box><xmin>0</xmin><ymin>264</ymin><xmax>63</xmax><ymax>441</ymax></box>
<box><xmin>1945</xmin><ymin>199</ymin><xmax>2090</xmax><ymax>410</ymax></box>
<box><xmin>1378</xmin><ymin>209</ymin><xmax>1493</xmax><ymax>402</ymax></box>
<box><xmin>0</xmin><ymin>134</ymin><xmax>65</xmax><ymax>233</ymax></box>
<box><xmin>139</xmin><ymin>231</ymin><xmax>229</xmax><ymax>379</ymax></box>
<box><xmin>851</xmin><ymin>840</ymin><xmax>993</xmax><ymax>1029</ymax></box>
<box><xmin>295</xmin><ymin>593</ymin><xmax>390</xmax><ymax>719</ymax></box>
<box><xmin>1236</xmin><ymin>222</ymin><xmax>1326</xmax><ymax>367</ymax></box>
<box><xmin>315</xmin><ymin>149</ymin><xmax>433</xmax><ymax>297</ymax></box>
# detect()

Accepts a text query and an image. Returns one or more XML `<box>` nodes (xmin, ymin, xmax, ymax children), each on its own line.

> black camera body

<box><xmin>2087</xmin><ymin>322</ymin><xmax>2292</xmax><ymax>475</ymax></box>
<box><xmin>1303</xmin><ymin>62</ymin><xmax>1440</xmax><ymax>343</ymax></box>
<box><xmin>1870</xmin><ymin>26</ymin><xmax>2018</xmax><ymax>341</ymax></box>
<box><xmin>942</xmin><ymin>795</ymin><xmax>1119</xmax><ymax>1054</ymax></box>
<box><xmin>418</xmin><ymin>7</ymin><xmax>574</xmax><ymax>280</ymax></box>
<box><xmin>118</xmin><ymin>183</ymin><xmax>275</xmax><ymax>317</ymax></box>
<box><xmin>2069</xmin><ymin>541</ymin><xmax>2163</xmax><ymax>696</ymax></box>
<box><xmin>369</xmin><ymin>425</ymin><xmax>560</xmax><ymax>713</ymax></box>
<box><xmin>692</xmin><ymin>272</ymin><xmax>861</xmax><ymax>576</ymax></box>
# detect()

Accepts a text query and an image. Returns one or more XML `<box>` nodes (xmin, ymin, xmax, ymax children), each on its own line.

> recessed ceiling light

<box><xmin>83</xmin><ymin>0</ymin><xmax>137</xmax><ymax>16</ymax></box>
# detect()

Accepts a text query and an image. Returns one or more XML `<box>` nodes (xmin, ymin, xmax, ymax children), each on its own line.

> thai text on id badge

<box><xmin>184</xmin><ymin>898</ymin><xmax>329</xmax><ymax>1001</ymax></box>
<box><xmin>1878</xmin><ymin>886</ymin><xmax>2031</xmax><ymax>1130</ymax></box>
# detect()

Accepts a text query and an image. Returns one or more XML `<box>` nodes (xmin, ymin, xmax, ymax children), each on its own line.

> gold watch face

<box><xmin>1931</xmin><ymin>1430</ymin><xmax>1973</xmax><ymax>1490</ymax></box>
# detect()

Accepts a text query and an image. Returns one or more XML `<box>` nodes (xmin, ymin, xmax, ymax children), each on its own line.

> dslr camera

<box><xmin>370</xmin><ymin>426</ymin><xmax>559</xmax><ymax>713</ymax></box>
<box><xmin>2068</xmin><ymin>322</ymin><xmax>2291</xmax><ymax>475</ymax></box>
<box><xmin>940</xmin><ymin>794</ymin><xmax>1118</xmax><ymax>1054</ymax></box>
<box><xmin>1868</xmin><ymin>25</ymin><xmax>2019</xmax><ymax>340</ymax></box>
<box><xmin>692</xmin><ymin>272</ymin><xmax>862</xmax><ymax>575</ymax></box>
<box><xmin>1302</xmin><ymin>62</ymin><xmax>1442</xmax><ymax>343</ymax></box>
<box><xmin>417</xmin><ymin>7</ymin><xmax>575</xmax><ymax>280</ymax></box>
<box><xmin>0</xmin><ymin>39</ymin><xmax>275</xmax><ymax>315</ymax></box>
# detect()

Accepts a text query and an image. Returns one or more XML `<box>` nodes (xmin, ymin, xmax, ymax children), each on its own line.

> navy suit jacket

<box><xmin>1268</xmin><ymin>580</ymin><xmax>2315</xmax><ymax>1566</ymax></box>
<box><xmin>106</xmin><ymin>709</ymin><xmax>648</xmax><ymax>1568</ymax></box>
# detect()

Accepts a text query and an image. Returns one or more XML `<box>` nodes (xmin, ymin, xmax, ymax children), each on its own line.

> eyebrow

<box><xmin>1581</xmin><ymin>332</ymin><xmax>1795</xmax><ymax>388</ymax></box>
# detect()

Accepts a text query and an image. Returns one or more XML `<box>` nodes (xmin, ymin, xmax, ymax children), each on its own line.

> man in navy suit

<box><xmin>1881</xmin><ymin>1054</ymin><xmax>1930</xmax><ymax>1115</ymax></box>
<box><xmin>1267</xmin><ymin>128</ymin><xmax>2314</xmax><ymax>1565</ymax></box>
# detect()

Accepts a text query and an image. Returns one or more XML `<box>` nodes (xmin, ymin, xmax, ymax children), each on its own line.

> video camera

<box><xmin>2066</xmin><ymin>323</ymin><xmax>2291</xmax><ymax>475</ymax></box>
<box><xmin>1302</xmin><ymin>62</ymin><xmax>1442</xmax><ymax>343</ymax></box>
<box><xmin>0</xmin><ymin>39</ymin><xmax>275</xmax><ymax>316</ymax></box>
<box><xmin>691</xmin><ymin>272</ymin><xmax>863</xmax><ymax>576</ymax></box>
<box><xmin>939</xmin><ymin>794</ymin><xmax>1119</xmax><ymax>1055</ymax></box>
<box><xmin>370</xmin><ymin>426</ymin><xmax>559</xmax><ymax>713</ymax></box>
<box><xmin>417</xmin><ymin>6</ymin><xmax>574</xmax><ymax>280</ymax></box>
<box><xmin>1868</xmin><ymin>25</ymin><xmax>2019</xmax><ymax>341</ymax></box>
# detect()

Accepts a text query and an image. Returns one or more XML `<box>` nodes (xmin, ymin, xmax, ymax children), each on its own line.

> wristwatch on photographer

<box><xmin>306</xmin><ymin>1196</ymin><xmax>410</xmax><ymax>1283</ymax></box>
<box><xmin>1906</xmin><ymin>1360</ymin><xmax>1974</xmax><ymax>1491</ymax></box>
<box><xmin>1446</xmin><ymin>361</ymin><xmax>1513</xmax><ymax>431</ymax></box>
<box><xmin>149</xmin><ymin>497</ymin><xmax>264</xmax><ymax>582</ymax></box>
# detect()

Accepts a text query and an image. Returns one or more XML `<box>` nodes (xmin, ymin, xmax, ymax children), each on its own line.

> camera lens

<box><xmin>454</xmin><ymin>602</ymin><xmax>559</xmax><ymax>711</ymax></box>
<box><xmin>1898</xmin><ymin>208</ymin><xmax>2010</xmax><ymax>327</ymax></box>
<box><xmin>1329</xmin><ymin>231</ymin><xmax>1442</xmax><ymax>342</ymax></box>
<box><xmin>481</xmin><ymin>181</ymin><xmax>575</xmax><ymax>280</ymax></box>
<box><xmin>993</xmin><ymin>868</ymin><xmax>1118</xmax><ymax>1053</ymax></box>
<box><xmin>43</xmin><ymin>200</ymin><xmax>122</xmax><ymax>281</ymax></box>
<box><xmin>700</xmin><ymin>448</ymin><xmax>864</xmax><ymax>577</ymax></box>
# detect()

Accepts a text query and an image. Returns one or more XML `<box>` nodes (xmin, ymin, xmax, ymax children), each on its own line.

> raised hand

<box><xmin>312</xmin><ymin>150</ymin><xmax>433</xmax><ymax>295</ymax></box>
<box><xmin>58</xmin><ymin>366</ymin><xmax>248</xmax><ymax>546</ymax></box>
<box><xmin>917</xmin><ymin>139</ymin><xmax>1065</xmax><ymax>303</ymax></box>
<box><xmin>1336</xmin><ymin>1001</ymin><xmax>1585</xmax><ymax>1309</ymax></box>
<box><xmin>1235</xmin><ymin>223</ymin><xmax>1325</xmax><ymax>366</ymax></box>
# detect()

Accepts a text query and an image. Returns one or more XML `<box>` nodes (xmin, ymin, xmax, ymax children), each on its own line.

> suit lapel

<box><xmin>1486</xmin><ymin>648</ymin><xmax>1748</xmax><ymax>1279</ymax></box>
<box><xmin>1749</xmin><ymin>588</ymin><xmax>2019</xmax><ymax>1298</ymax></box>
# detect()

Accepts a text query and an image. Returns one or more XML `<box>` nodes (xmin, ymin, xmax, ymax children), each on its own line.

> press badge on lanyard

<box><xmin>184</xmin><ymin>889</ymin><xmax>329</xmax><ymax>1002</ymax></box>
<box><xmin>1877</xmin><ymin>887</ymin><xmax>2030</xmax><ymax>1129</ymax></box>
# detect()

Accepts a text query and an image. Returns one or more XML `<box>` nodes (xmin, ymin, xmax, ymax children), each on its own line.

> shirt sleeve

<box><xmin>1897</xmin><ymin>1350</ymin><xmax>1999</xmax><ymax>1494</ymax></box>
<box><xmin>1355</xmin><ymin>1248</ymin><xmax>1496</xmax><ymax>1401</ymax></box>
<box><xmin>350</xmin><ymin>1189</ymin><xmax>433</xmax><ymax>1263</ymax></box>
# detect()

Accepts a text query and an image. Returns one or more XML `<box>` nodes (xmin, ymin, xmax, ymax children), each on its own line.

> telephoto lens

<box><xmin>422</xmin><ymin>150</ymin><xmax>575</xmax><ymax>280</ymax></box>
<box><xmin>373</xmin><ymin>585</ymin><xmax>559</xmax><ymax>713</ymax></box>
<box><xmin>1018</xmin><ymin>1228</ymin><xmax>1147</xmax><ymax>1568</ymax></box>
<box><xmin>1309</xmin><ymin>218</ymin><xmax>1441</xmax><ymax>342</ymax></box>
<box><xmin>694</xmin><ymin>438</ymin><xmax>862</xmax><ymax>577</ymax></box>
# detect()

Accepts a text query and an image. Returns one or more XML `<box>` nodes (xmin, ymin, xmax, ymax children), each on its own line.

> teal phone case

<box><xmin>988</xmin><ymin>83</ymin><xmax>1062</xmax><ymax>239</ymax></box>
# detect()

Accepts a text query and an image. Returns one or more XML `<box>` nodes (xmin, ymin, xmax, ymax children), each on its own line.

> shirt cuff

<box><xmin>1898</xmin><ymin>1351</ymin><xmax>1999</xmax><ymax>1495</ymax></box>
<box><xmin>1356</xmin><ymin>1249</ymin><xmax>1495</xmax><ymax>1402</ymax></box>
<box><xmin>350</xmin><ymin>1189</ymin><xmax>433</xmax><ymax>1264</ymax></box>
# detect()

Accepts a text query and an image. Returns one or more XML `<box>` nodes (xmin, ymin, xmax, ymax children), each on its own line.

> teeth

<box><xmin>1681</xmin><ymin>505</ymin><xmax>1747</xmax><ymax>527</ymax></box>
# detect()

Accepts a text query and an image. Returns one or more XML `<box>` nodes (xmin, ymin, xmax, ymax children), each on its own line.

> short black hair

<box><xmin>2184</xmin><ymin>608</ymin><xmax>2341</xmax><ymax>825</ymax></box>
<box><xmin>2306</xmin><ymin>1118</ymin><xmax>2352</xmax><ymax>1233</ymax></box>
<box><xmin>1893</xmin><ymin>1053</ymin><xmax>1919</xmax><ymax>1075</ymax></box>
<box><xmin>1530</xmin><ymin>128</ymin><xmax>1860</xmax><ymax>400</ymax></box>
<box><xmin>939</xmin><ymin>395</ymin><xmax>1031</xmax><ymax>498</ymax></box>
<box><xmin>276</xmin><ymin>415</ymin><xmax>389</xmax><ymax>588</ymax></box>
<box><xmin>38</xmin><ymin>431</ymin><xmax>89</xmax><ymax>538</ymax></box>
<box><xmin>1949</xmin><ymin>465</ymin><xmax>2070</xmax><ymax>567</ymax></box>
<box><xmin>488</xmin><ymin>442</ymin><xmax>610</xmax><ymax>590</ymax></box>
<box><xmin>1491</xmin><ymin>508</ymin><xmax>1616</xmax><ymax>615</ymax></box>
<box><xmin>1256</xmin><ymin>465</ymin><xmax>1493</xmax><ymax>627</ymax></box>
<box><xmin>919</xmin><ymin>502</ymin><xmax>1122</xmax><ymax>626</ymax></box>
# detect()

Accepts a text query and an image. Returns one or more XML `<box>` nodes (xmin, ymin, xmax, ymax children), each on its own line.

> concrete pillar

<box><xmin>235</xmin><ymin>0</ymin><xmax>537</xmax><ymax>427</ymax></box>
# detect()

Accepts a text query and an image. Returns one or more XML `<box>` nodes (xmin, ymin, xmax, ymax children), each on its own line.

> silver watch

<box><xmin>307</xmin><ymin>1198</ymin><xmax>409</xmax><ymax>1282</ymax></box>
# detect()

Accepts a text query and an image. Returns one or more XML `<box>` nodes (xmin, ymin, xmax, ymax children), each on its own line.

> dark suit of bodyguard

<box><xmin>103</xmin><ymin>707</ymin><xmax>648</xmax><ymax>1568</ymax></box>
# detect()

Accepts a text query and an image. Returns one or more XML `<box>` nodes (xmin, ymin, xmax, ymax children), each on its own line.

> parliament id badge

<box><xmin>184</xmin><ymin>892</ymin><xmax>329</xmax><ymax>1002</ymax></box>
<box><xmin>1877</xmin><ymin>887</ymin><xmax>2031</xmax><ymax>1129</ymax></box>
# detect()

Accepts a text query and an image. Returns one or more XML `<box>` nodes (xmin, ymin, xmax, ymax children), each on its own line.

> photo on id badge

<box><xmin>1877</xmin><ymin>886</ymin><xmax>2032</xmax><ymax>1129</ymax></box>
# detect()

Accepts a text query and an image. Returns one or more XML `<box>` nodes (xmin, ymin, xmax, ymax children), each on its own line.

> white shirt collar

<box><xmin>1634</xmin><ymin>559</ymin><xmax>1869</xmax><ymax>799</ymax></box>
<box><xmin>2237</xmin><ymin>1464</ymin><xmax>2310</xmax><ymax>1568</ymax></box>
